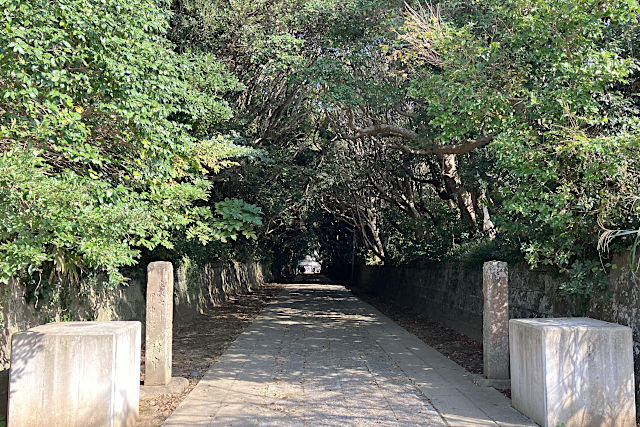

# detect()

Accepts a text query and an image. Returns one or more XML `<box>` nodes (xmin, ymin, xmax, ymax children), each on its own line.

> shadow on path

<box><xmin>163</xmin><ymin>284</ymin><xmax>535</xmax><ymax>426</ymax></box>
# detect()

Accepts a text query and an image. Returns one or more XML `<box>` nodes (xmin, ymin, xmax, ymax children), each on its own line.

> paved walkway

<box><xmin>163</xmin><ymin>284</ymin><xmax>536</xmax><ymax>426</ymax></box>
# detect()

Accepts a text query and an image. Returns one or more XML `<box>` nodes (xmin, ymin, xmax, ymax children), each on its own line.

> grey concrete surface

<box><xmin>510</xmin><ymin>318</ymin><xmax>635</xmax><ymax>427</ymax></box>
<box><xmin>164</xmin><ymin>284</ymin><xmax>535</xmax><ymax>426</ymax></box>
<box><xmin>8</xmin><ymin>321</ymin><xmax>141</xmax><ymax>427</ymax></box>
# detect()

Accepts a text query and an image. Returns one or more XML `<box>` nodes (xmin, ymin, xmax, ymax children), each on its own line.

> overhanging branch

<box><xmin>345</xmin><ymin>109</ymin><xmax>494</xmax><ymax>155</ymax></box>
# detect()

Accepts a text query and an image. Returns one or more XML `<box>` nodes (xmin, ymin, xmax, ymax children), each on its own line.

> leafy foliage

<box><xmin>0</xmin><ymin>0</ymin><xmax>261</xmax><ymax>286</ymax></box>
<box><xmin>315</xmin><ymin>0</ymin><xmax>640</xmax><ymax>293</ymax></box>
<box><xmin>2</xmin><ymin>0</ymin><xmax>639</xmax><ymax>301</ymax></box>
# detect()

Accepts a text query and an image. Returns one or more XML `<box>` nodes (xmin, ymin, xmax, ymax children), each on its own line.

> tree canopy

<box><xmin>1</xmin><ymin>0</ymin><xmax>639</xmax><ymax>302</ymax></box>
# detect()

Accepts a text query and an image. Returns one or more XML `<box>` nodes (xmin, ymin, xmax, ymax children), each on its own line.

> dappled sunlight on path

<box><xmin>163</xmin><ymin>284</ymin><xmax>535</xmax><ymax>426</ymax></box>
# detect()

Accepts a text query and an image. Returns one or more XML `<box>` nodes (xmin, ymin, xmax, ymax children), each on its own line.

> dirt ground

<box><xmin>136</xmin><ymin>283</ymin><xmax>284</xmax><ymax>426</ymax></box>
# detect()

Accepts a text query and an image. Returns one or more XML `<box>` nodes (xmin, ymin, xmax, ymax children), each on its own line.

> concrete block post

<box><xmin>483</xmin><ymin>261</ymin><xmax>509</xmax><ymax>379</ymax></box>
<box><xmin>145</xmin><ymin>261</ymin><xmax>174</xmax><ymax>386</ymax></box>
<box><xmin>510</xmin><ymin>318</ymin><xmax>635</xmax><ymax>427</ymax></box>
<box><xmin>8</xmin><ymin>321</ymin><xmax>141</xmax><ymax>427</ymax></box>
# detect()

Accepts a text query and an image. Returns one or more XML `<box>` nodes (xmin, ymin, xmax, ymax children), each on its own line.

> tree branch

<box><xmin>345</xmin><ymin>109</ymin><xmax>495</xmax><ymax>155</ymax></box>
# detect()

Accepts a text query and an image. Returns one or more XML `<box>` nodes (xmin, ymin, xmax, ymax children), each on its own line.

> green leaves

<box><xmin>3</xmin><ymin>0</ymin><xmax>638</xmax><ymax>301</ymax></box>
<box><xmin>0</xmin><ymin>0</ymin><xmax>263</xmax><ymax>287</ymax></box>
<box><xmin>212</xmin><ymin>199</ymin><xmax>263</xmax><ymax>242</ymax></box>
<box><xmin>386</xmin><ymin>0</ymin><xmax>640</xmax><ymax>293</ymax></box>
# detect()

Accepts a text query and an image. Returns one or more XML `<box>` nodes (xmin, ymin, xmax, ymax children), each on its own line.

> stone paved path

<box><xmin>163</xmin><ymin>284</ymin><xmax>536</xmax><ymax>426</ymax></box>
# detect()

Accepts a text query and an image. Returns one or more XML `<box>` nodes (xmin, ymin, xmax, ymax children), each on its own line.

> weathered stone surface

<box><xmin>173</xmin><ymin>260</ymin><xmax>267</xmax><ymax>321</ymax></box>
<box><xmin>164</xmin><ymin>284</ymin><xmax>535</xmax><ymax>426</ymax></box>
<box><xmin>350</xmin><ymin>251</ymin><xmax>640</xmax><ymax>416</ymax></box>
<box><xmin>483</xmin><ymin>261</ymin><xmax>509</xmax><ymax>379</ymax></box>
<box><xmin>8</xmin><ymin>321</ymin><xmax>141</xmax><ymax>427</ymax></box>
<box><xmin>145</xmin><ymin>261</ymin><xmax>174</xmax><ymax>386</ymax></box>
<box><xmin>352</xmin><ymin>262</ymin><xmax>484</xmax><ymax>340</ymax></box>
<box><xmin>510</xmin><ymin>317</ymin><xmax>635</xmax><ymax>427</ymax></box>
<box><xmin>0</xmin><ymin>261</ymin><xmax>267</xmax><ymax>420</ymax></box>
<box><xmin>465</xmin><ymin>373</ymin><xmax>511</xmax><ymax>389</ymax></box>
<box><xmin>140</xmin><ymin>377</ymin><xmax>189</xmax><ymax>400</ymax></box>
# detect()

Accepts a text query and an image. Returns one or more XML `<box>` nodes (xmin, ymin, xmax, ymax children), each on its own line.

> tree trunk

<box><xmin>438</xmin><ymin>153</ymin><xmax>481</xmax><ymax>229</ymax></box>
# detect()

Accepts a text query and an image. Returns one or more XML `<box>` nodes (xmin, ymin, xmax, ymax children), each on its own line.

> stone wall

<box><xmin>351</xmin><ymin>252</ymin><xmax>640</xmax><ymax>413</ymax></box>
<box><xmin>173</xmin><ymin>259</ymin><xmax>266</xmax><ymax>321</ymax></box>
<box><xmin>353</xmin><ymin>262</ymin><xmax>484</xmax><ymax>340</ymax></box>
<box><xmin>0</xmin><ymin>259</ymin><xmax>268</xmax><ymax>418</ymax></box>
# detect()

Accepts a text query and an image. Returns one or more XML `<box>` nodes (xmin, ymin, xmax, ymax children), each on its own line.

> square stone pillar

<box><xmin>145</xmin><ymin>261</ymin><xmax>174</xmax><ymax>386</ymax></box>
<box><xmin>483</xmin><ymin>261</ymin><xmax>509</xmax><ymax>379</ymax></box>
<box><xmin>510</xmin><ymin>318</ymin><xmax>635</xmax><ymax>427</ymax></box>
<box><xmin>8</xmin><ymin>321</ymin><xmax>141</xmax><ymax>427</ymax></box>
